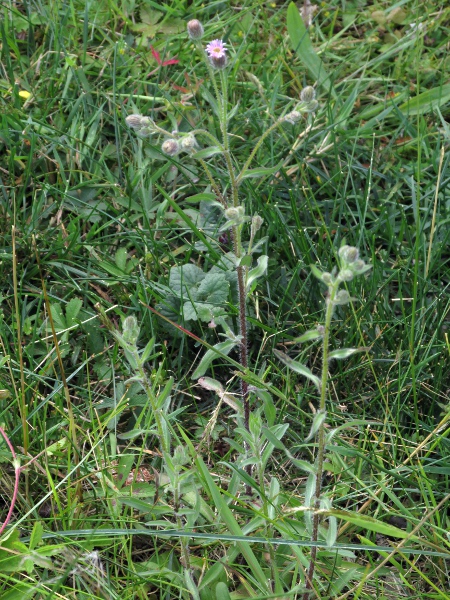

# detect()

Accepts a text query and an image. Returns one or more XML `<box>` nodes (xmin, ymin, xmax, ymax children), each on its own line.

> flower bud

<box><xmin>125</xmin><ymin>114</ymin><xmax>143</xmax><ymax>130</ymax></box>
<box><xmin>321</xmin><ymin>272</ymin><xmax>333</xmax><ymax>286</ymax></box>
<box><xmin>161</xmin><ymin>138</ymin><xmax>180</xmax><ymax>156</ymax></box>
<box><xmin>339</xmin><ymin>269</ymin><xmax>354</xmax><ymax>282</ymax></box>
<box><xmin>284</xmin><ymin>110</ymin><xmax>302</xmax><ymax>124</ymax></box>
<box><xmin>187</xmin><ymin>19</ymin><xmax>204</xmax><ymax>40</ymax></box>
<box><xmin>303</xmin><ymin>99</ymin><xmax>319</xmax><ymax>113</ymax></box>
<box><xmin>334</xmin><ymin>290</ymin><xmax>351</xmax><ymax>305</ymax></box>
<box><xmin>224</xmin><ymin>206</ymin><xmax>244</xmax><ymax>220</ymax></box>
<box><xmin>122</xmin><ymin>316</ymin><xmax>140</xmax><ymax>344</ymax></box>
<box><xmin>251</xmin><ymin>214</ymin><xmax>263</xmax><ymax>234</ymax></box>
<box><xmin>300</xmin><ymin>86</ymin><xmax>316</xmax><ymax>103</ymax></box>
<box><xmin>339</xmin><ymin>245</ymin><xmax>359</xmax><ymax>264</ymax></box>
<box><xmin>180</xmin><ymin>134</ymin><xmax>196</xmax><ymax>152</ymax></box>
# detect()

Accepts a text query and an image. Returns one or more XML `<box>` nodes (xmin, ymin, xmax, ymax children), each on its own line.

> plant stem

<box><xmin>302</xmin><ymin>281</ymin><xmax>338</xmax><ymax>599</ymax></box>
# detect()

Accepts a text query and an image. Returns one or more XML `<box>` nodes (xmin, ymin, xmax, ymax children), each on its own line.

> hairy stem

<box><xmin>302</xmin><ymin>281</ymin><xmax>338</xmax><ymax>599</ymax></box>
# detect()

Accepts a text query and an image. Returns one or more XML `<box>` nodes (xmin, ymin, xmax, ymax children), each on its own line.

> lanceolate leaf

<box><xmin>274</xmin><ymin>349</ymin><xmax>321</xmax><ymax>391</ymax></box>
<box><xmin>328</xmin><ymin>347</ymin><xmax>369</xmax><ymax>360</ymax></box>
<box><xmin>192</xmin><ymin>338</ymin><xmax>240</xmax><ymax>379</ymax></box>
<box><xmin>286</xmin><ymin>2</ymin><xmax>337</xmax><ymax>100</ymax></box>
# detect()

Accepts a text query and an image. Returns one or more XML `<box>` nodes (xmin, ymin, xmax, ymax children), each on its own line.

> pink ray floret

<box><xmin>206</xmin><ymin>39</ymin><xmax>227</xmax><ymax>58</ymax></box>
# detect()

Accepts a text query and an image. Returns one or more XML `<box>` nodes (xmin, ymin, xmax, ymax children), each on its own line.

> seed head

<box><xmin>161</xmin><ymin>138</ymin><xmax>180</xmax><ymax>156</ymax></box>
<box><xmin>187</xmin><ymin>19</ymin><xmax>204</xmax><ymax>40</ymax></box>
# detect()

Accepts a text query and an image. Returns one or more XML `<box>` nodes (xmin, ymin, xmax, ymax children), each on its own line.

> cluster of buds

<box><xmin>125</xmin><ymin>114</ymin><xmax>157</xmax><ymax>137</ymax></box>
<box><xmin>337</xmin><ymin>245</ymin><xmax>371</xmax><ymax>283</ymax></box>
<box><xmin>311</xmin><ymin>245</ymin><xmax>371</xmax><ymax>307</ymax></box>
<box><xmin>221</xmin><ymin>205</ymin><xmax>250</xmax><ymax>230</ymax></box>
<box><xmin>284</xmin><ymin>86</ymin><xmax>319</xmax><ymax>123</ymax></box>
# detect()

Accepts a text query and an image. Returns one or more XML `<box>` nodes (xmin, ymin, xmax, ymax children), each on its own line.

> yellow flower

<box><xmin>19</xmin><ymin>90</ymin><xmax>31</xmax><ymax>99</ymax></box>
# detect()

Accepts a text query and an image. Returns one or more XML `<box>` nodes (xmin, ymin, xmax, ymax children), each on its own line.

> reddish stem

<box><xmin>0</xmin><ymin>427</ymin><xmax>20</xmax><ymax>537</ymax></box>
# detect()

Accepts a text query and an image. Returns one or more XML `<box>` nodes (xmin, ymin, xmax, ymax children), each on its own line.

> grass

<box><xmin>1</xmin><ymin>0</ymin><xmax>450</xmax><ymax>598</ymax></box>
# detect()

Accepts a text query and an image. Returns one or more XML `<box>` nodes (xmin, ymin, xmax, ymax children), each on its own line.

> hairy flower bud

<box><xmin>339</xmin><ymin>269</ymin><xmax>354</xmax><ymax>282</ymax></box>
<box><xmin>300</xmin><ymin>86</ymin><xmax>316</xmax><ymax>103</ymax></box>
<box><xmin>122</xmin><ymin>316</ymin><xmax>140</xmax><ymax>344</ymax></box>
<box><xmin>251</xmin><ymin>214</ymin><xmax>264</xmax><ymax>234</ymax></box>
<box><xmin>180</xmin><ymin>134</ymin><xmax>196</xmax><ymax>152</ymax></box>
<box><xmin>161</xmin><ymin>138</ymin><xmax>180</xmax><ymax>156</ymax></box>
<box><xmin>224</xmin><ymin>206</ymin><xmax>244</xmax><ymax>220</ymax></box>
<box><xmin>284</xmin><ymin>110</ymin><xmax>302</xmax><ymax>124</ymax></box>
<box><xmin>187</xmin><ymin>19</ymin><xmax>204</xmax><ymax>40</ymax></box>
<box><xmin>125</xmin><ymin>114</ymin><xmax>143</xmax><ymax>130</ymax></box>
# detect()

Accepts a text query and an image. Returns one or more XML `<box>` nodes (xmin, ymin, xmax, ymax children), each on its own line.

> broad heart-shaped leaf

<box><xmin>399</xmin><ymin>83</ymin><xmax>450</xmax><ymax>116</ymax></box>
<box><xmin>169</xmin><ymin>264</ymin><xmax>205</xmax><ymax>296</ymax></box>
<box><xmin>274</xmin><ymin>349</ymin><xmax>321</xmax><ymax>391</ymax></box>
<box><xmin>192</xmin><ymin>338</ymin><xmax>240</xmax><ymax>379</ymax></box>
<box><xmin>286</xmin><ymin>2</ymin><xmax>338</xmax><ymax>100</ymax></box>
<box><xmin>182</xmin><ymin>301</ymin><xmax>227</xmax><ymax>322</ymax></box>
<box><xmin>196</xmin><ymin>272</ymin><xmax>229</xmax><ymax>304</ymax></box>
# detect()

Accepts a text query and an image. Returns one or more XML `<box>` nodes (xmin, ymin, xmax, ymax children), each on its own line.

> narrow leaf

<box><xmin>274</xmin><ymin>349</ymin><xmax>321</xmax><ymax>391</ymax></box>
<box><xmin>286</xmin><ymin>2</ymin><xmax>337</xmax><ymax>99</ymax></box>
<box><xmin>328</xmin><ymin>347</ymin><xmax>369</xmax><ymax>360</ymax></box>
<box><xmin>192</xmin><ymin>339</ymin><xmax>239</xmax><ymax>379</ymax></box>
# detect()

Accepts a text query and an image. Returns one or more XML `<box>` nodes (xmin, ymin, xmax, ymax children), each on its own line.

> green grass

<box><xmin>1</xmin><ymin>0</ymin><xmax>450</xmax><ymax>598</ymax></box>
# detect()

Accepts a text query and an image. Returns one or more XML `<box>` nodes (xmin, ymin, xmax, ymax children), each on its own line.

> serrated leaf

<box><xmin>169</xmin><ymin>264</ymin><xmax>205</xmax><ymax>295</ymax></box>
<box><xmin>197</xmin><ymin>272</ymin><xmax>229</xmax><ymax>303</ymax></box>
<box><xmin>182</xmin><ymin>301</ymin><xmax>215</xmax><ymax>322</ymax></box>
<box><xmin>328</xmin><ymin>347</ymin><xmax>368</xmax><ymax>360</ymax></box>
<box><xmin>192</xmin><ymin>339</ymin><xmax>240</xmax><ymax>379</ymax></box>
<box><xmin>246</xmin><ymin>255</ymin><xmax>268</xmax><ymax>292</ymax></box>
<box><xmin>192</xmin><ymin>146</ymin><xmax>223</xmax><ymax>159</ymax></box>
<box><xmin>286</xmin><ymin>2</ymin><xmax>337</xmax><ymax>100</ymax></box>
<box><xmin>50</xmin><ymin>303</ymin><xmax>66</xmax><ymax>330</ymax></box>
<box><xmin>65</xmin><ymin>297</ymin><xmax>82</xmax><ymax>328</ymax></box>
<box><xmin>274</xmin><ymin>349</ymin><xmax>321</xmax><ymax>391</ymax></box>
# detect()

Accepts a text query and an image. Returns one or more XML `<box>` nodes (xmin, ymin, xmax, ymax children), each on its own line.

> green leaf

<box><xmin>50</xmin><ymin>303</ymin><xmax>66</xmax><ymax>330</ymax></box>
<box><xmin>324</xmin><ymin>509</ymin><xmax>416</xmax><ymax>539</ymax></box>
<box><xmin>169</xmin><ymin>264</ymin><xmax>205</xmax><ymax>295</ymax></box>
<box><xmin>286</xmin><ymin>2</ymin><xmax>337</xmax><ymax>100</ymax></box>
<box><xmin>197</xmin><ymin>272</ymin><xmax>229</xmax><ymax>303</ymax></box>
<box><xmin>192</xmin><ymin>146</ymin><xmax>223</xmax><ymax>159</ymax></box>
<box><xmin>246</xmin><ymin>255</ymin><xmax>268</xmax><ymax>292</ymax></box>
<box><xmin>115</xmin><ymin>247</ymin><xmax>129</xmax><ymax>272</ymax></box>
<box><xmin>305</xmin><ymin>410</ymin><xmax>327</xmax><ymax>442</ymax></box>
<box><xmin>238</xmin><ymin>161</ymin><xmax>283</xmax><ymax>183</ymax></box>
<box><xmin>65</xmin><ymin>297</ymin><xmax>82</xmax><ymax>328</ymax></box>
<box><xmin>274</xmin><ymin>349</ymin><xmax>321</xmax><ymax>391</ymax></box>
<box><xmin>195</xmin><ymin>456</ymin><xmax>269</xmax><ymax>591</ymax></box>
<box><xmin>192</xmin><ymin>339</ymin><xmax>240</xmax><ymax>379</ymax></box>
<box><xmin>215</xmin><ymin>582</ymin><xmax>232</xmax><ymax>600</ymax></box>
<box><xmin>294</xmin><ymin>329</ymin><xmax>323</xmax><ymax>344</ymax></box>
<box><xmin>399</xmin><ymin>83</ymin><xmax>450</xmax><ymax>116</ymax></box>
<box><xmin>328</xmin><ymin>347</ymin><xmax>368</xmax><ymax>360</ymax></box>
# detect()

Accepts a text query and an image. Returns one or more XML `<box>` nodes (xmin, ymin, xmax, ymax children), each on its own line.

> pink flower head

<box><xmin>205</xmin><ymin>39</ymin><xmax>228</xmax><ymax>69</ymax></box>
<box><xmin>206</xmin><ymin>39</ymin><xmax>227</xmax><ymax>58</ymax></box>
